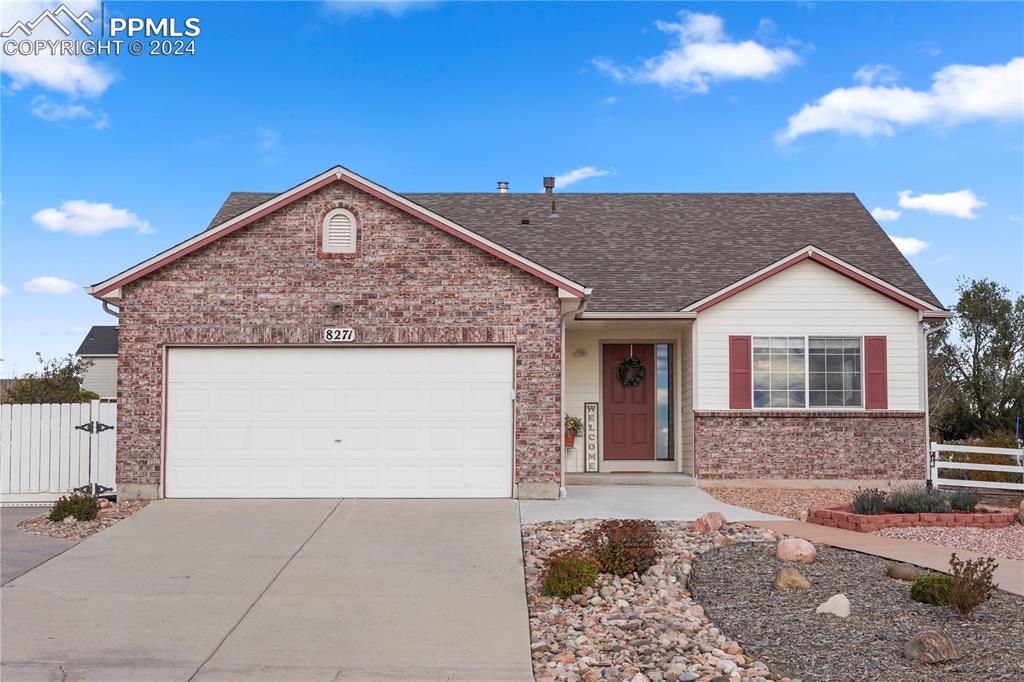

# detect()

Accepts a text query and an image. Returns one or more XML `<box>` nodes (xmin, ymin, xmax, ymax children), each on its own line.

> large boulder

<box><xmin>691</xmin><ymin>511</ymin><xmax>726</xmax><ymax>534</ymax></box>
<box><xmin>773</xmin><ymin>567</ymin><xmax>811</xmax><ymax>591</ymax></box>
<box><xmin>886</xmin><ymin>562</ymin><xmax>923</xmax><ymax>582</ymax></box>
<box><xmin>815</xmin><ymin>593</ymin><xmax>851</xmax><ymax>618</ymax></box>
<box><xmin>903</xmin><ymin>629</ymin><xmax>960</xmax><ymax>663</ymax></box>
<box><xmin>776</xmin><ymin>538</ymin><xmax>816</xmax><ymax>563</ymax></box>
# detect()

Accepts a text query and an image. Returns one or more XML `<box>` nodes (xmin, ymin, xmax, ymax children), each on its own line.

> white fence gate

<box><xmin>928</xmin><ymin>442</ymin><xmax>1024</xmax><ymax>492</ymax></box>
<box><xmin>0</xmin><ymin>400</ymin><xmax>116</xmax><ymax>505</ymax></box>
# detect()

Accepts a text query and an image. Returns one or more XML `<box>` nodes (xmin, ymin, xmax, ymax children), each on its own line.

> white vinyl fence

<box><xmin>0</xmin><ymin>400</ymin><xmax>116</xmax><ymax>504</ymax></box>
<box><xmin>928</xmin><ymin>442</ymin><xmax>1024</xmax><ymax>492</ymax></box>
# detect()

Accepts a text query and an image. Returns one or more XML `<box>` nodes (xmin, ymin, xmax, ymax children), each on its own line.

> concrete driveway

<box><xmin>1</xmin><ymin>499</ymin><xmax>532</xmax><ymax>681</ymax></box>
<box><xmin>1</xmin><ymin>507</ymin><xmax>77</xmax><ymax>585</ymax></box>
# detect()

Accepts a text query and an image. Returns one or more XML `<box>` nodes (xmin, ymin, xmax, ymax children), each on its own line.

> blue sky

<box><xmin>1</xmin><ymin>1</ymin><xmax>1022</xmax><ymax>377</ymax></box>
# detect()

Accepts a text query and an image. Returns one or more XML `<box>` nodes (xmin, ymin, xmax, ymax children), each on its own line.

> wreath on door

<box><xmin>617</xmin><ymin>353</ymin><xmax>646</xmax><ymax>387</ymax></box>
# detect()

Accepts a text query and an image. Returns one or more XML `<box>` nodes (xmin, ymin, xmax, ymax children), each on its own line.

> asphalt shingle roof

<box><xmin>76</xmin><ymin>325</ymin><xmax>118</xmax><ymax>356</ymax></box>
<box><xmin>207</xmin><ymin>191</ymin><xmax>943</xmax><ymax>312</ymax></box>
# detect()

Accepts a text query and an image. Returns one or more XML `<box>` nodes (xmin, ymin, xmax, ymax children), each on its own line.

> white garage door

<box><xmin>165</xmin><ymin>347</ymin><xmax>514</xmax><ymax>498</ymax></box>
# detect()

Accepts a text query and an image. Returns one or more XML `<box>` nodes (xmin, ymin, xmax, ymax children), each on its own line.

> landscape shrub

<box><xmin>947</xmin><ymin>553</ymin><xmax>999</xmax><ymax>618</ymax></box>
<box><xmin>582</xmin><ymin>519</ymin><xmax>660</xmax><ymax>577</ymax></box>
<box><xmin>851</xmin><ymin>488</ymin><xmax>888</xmax><ymax>515</ymax></box>
<box><xmin>48</xmin><ymin>492</ymin><xmax>100</xmax><ymax>522</ymax></box>
<box><xmin>910</xmin><ymin>574</ymin><xmax>954</xmax><ymax>605</ymax></box>
<box><xmin>542</xmin><ymin>551</ymin><xmax>599</xmax><ymax>598</ymax></box>
<box><xmin>945</xmin><ymin>489</ymin><xmax>980</xmax><ymax>512</ymax></box>
<box><xmin>886</xmin><ymin>484</ymin><xmax>951</xmax><ymax>514</ymax></box>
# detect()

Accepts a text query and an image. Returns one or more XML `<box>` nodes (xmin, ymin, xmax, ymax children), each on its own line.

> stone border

<box><xmin>808</xmin><ymin>504</ymin><xmax>1016</xmax><ymax>532</ymax></box>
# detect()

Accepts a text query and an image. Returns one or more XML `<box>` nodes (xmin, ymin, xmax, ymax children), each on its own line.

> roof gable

<box><xmin>87</xmin><ymin>167</ymin><xmax>590</xmax><ymax>300</ymax></box>
<box><xmin>76</xmin><ymin>325</ymin><xmax>118</xmax><ymax>356</ymax></box>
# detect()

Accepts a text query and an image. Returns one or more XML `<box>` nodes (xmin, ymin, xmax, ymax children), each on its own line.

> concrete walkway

<box><xmin>751</xmin><ymin>519</ymin><xmax>1024</xmax><ymax>597</ymax></box>
<box><xmin>520</xmin><ymin>485</ymin><xmax>785</xmax><ymax>524</ymax></box>
<box><xmin>0</xmin><ymin>507</ymin><xmax>77</xmax><ymax>585</ymax></box>
<box><xmin>1</xmin><ymin>499</ymin><xmax>532</xmax><ymax>681</ymax></box>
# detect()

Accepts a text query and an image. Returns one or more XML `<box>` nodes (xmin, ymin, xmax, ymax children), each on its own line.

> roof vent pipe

<box><xmin>543</xmin><ymin>176</ymin><xmax>555</xmax><ymax>194</ymax></box>
<box><xmin>497</xmin><ymin>181</ymin><xmax>509</xmax><ymax>194</ymax></box>
<box><xmin>550</xmin><ymin>200</ymin><xmax>558</xmax><ymax>219</ymax></box>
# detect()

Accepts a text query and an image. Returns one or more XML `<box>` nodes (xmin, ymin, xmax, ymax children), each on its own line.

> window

<box><xmin>655</xmin><ymin>343</ymin><xmax>673</xmax><ymax>460</ymax></box>
<box><xmin>752</xmin><ymin>336</ymin><xmax>862</xmax><ymax>409</ymax></box>
<box><xmin>753</xmin><ymin>337</ymin><xmax>805</xmax><ymax>408</ymax></box>
<box><xmin>322</xmin><ymin>208</ymin><xmax>356</xmax><ymax>254</ymax></box>
<box><xmin>809</xmin><ymin>337</ymin><xmax>862</xmax><ymax>407</ymax></box>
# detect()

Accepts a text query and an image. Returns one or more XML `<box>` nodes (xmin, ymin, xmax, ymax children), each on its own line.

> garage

<box><xmin>165</xmin><ymin>346</ymin><xmax>514</xmax><ymax>498</ymax></box>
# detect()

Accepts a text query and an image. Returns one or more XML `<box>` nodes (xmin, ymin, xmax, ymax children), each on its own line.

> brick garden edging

<box><xmin>808</xmin><ymin>504</ymin><xmax>1017</xmax><ymax>533</ymax></box>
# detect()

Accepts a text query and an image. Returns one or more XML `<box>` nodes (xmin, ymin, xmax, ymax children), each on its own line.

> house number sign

<box><xmin>323</xmin><ymin>327</ymin><xmax>355</xmax><ymax>342</ymax></box>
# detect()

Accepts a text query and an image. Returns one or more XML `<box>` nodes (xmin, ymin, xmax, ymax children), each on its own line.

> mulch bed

<box><xmin>690</xmin><ymin>542</ymin><xmax>1024</xmax><ymax>681</ymax></box>
<box><xmin>18</xmin><ymin>500</ymin><xmax>149</xmax><ymax>541</ymax></box>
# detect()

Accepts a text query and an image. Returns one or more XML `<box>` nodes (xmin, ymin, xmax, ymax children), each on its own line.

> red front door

<box><xmin>602</xmin><ymin>343</ymin><xmax>655</xmax><ymax>460</ymax></box>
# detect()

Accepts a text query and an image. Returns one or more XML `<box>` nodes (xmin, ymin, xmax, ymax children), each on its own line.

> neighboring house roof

<box><xmin>205</xmin><ymin>188</ymin><xmax>945</xmax><ymax>313</ymax></box>
<box><xmin>76</xmin><ymin>325</ymin><xmax>118</xmax><ymax>356</ymax></box>
<box><xmin>87</xmin><ymin>167</ymin><xmax>590</xmax><ymax>300</ymax></box>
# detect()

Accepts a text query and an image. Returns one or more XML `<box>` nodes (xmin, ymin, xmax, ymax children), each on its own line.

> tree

<box><xmin>929</xmin><ymin>278</ymin><xmax>1024</xmax><ymax>441</ymax></box>
<box><xmin>1</xmin><ymin>353</ymin><xmax>100</xmax><ymax>404</ymax></box>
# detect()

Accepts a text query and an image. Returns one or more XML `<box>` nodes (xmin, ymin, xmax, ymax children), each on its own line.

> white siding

<box><xmin>80</xmin><ymin>356</ymin><xmax>117</xmax><ymax>398</ymax></box>
<box><xmin>564</xmin><ymin>322</ymin><xmax>691</xmax><ymax>473</ymax></box>
<box><xmin>695</xmin><ymin>259</ymin><xmax>922</xmax><ymax>411</ymax></box>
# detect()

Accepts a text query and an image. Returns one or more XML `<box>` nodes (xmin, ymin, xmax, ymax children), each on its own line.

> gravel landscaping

<box><xmin>691</xmin><ymin>542</ymin><xmax>1024</xmax><ymax>681</ymax></box>
<box><xmin>18</xmin><ymin>500</ymin><xmax>148</xmax><ymax>541</ymax></box>
<box><xmin>875</xmin><ymin>524</ymin><xmax>1024</xmax><ymax>561</ymax></box>
<box><xmin>702</xmin><ymin>488</ymin><xmax>854</xmax><ymax>520</ymax></box>
<box><xmin>524</xmin><ymin>520</ymin><xmax>787</xmax><ymax>682</ymax></box>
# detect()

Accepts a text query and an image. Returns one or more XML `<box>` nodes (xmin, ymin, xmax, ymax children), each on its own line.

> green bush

<box><xmin>887</xmin><ymin>484</ymin><xmax>951</xmax><ymax>514</ymax></box>
<box><xmin>947</xmin><ymin>552</ymin><xmax>998</xmax><ymax>618</ymax></box>
<box><xmin>581</xmin><ymin>519</ymin><xmax>661</xmax><ymax>577</ymax></box>
<box><xmin>542</xmin><ymin>551</ymin><xmax>599</xmax><ymax>598</ymax></box>
<box><xmin>851</xmin><ymin>488</ymin><xmax>888</xmax><ymax>515</ymax></box>
<box><xmin>945</xmin><ymin>489</ymin><xmax>980</xmax><ymax>512</ymax></box>
<box><xmin>48</xmin><ymin>493</ymin><xmax>100</xmax><ymax>522</ymax></box>
<box><xmin>910</xmin><ymin>574</ymin><xmax>954</xmax><ymax>605</ymax></box>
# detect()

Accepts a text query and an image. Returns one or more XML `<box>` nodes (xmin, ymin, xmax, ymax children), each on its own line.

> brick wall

<box><xmin>693</xmin><ymin>410</ymin><xmax>927</xmax><ymax>480</ymax></box>
<box><xmin>116</xmin><ymin>180</ymin><xmax>563</xmax><ymax>498</ymax></box>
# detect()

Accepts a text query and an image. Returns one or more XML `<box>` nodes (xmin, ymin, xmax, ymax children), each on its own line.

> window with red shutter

<box><xmin>864</xmin><ymin>336</ymin><xmax>888</xmax><ymax>409</ymax></box>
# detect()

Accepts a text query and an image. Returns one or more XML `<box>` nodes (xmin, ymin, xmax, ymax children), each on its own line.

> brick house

<box><xmin>87</xmin><ymin>166</ymin><xmax>949</xmax><ymax>500</ymax></box>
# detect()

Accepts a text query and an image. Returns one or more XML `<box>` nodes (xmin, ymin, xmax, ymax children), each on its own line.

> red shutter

<box><xmin>864</xmin><ymin>336</ymin><xmax>888</xmax><ymax>409</ymax></box>
<box><xmin>728</xmin><ymin>336</ymin><xmax>752</xmax><ymax>409</ymax></box>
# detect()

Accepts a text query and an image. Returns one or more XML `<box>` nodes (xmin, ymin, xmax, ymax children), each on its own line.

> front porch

<box><xmin>563</xmin><ymin>317</ymin><xmax>695</xmax><ymax>479</ymax></box>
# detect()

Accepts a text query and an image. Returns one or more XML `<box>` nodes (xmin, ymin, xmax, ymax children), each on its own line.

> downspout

<box><xmin>102</xmin><ymin>301</ymin><xmax>120</xmax><ymax>318</ymax></box>
<box><xmin>922</xmin><ymin>318</ymin><xmax>948</xmax><ymax>487</ymax></box>
<box><xmin>560</xmin><ymin>295</ymin><xmax>588</xmax><ymax>498</ymax></box>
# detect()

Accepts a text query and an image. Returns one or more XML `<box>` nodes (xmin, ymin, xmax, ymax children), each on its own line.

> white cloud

<box><xmin>24</xmin><ymin>276</ymin><xmax>78</xmax><ymax>294</ymax></box>
<box><xmin>871</xmin><ymin>207</ymin><xmax>902</xmax><ymax>222</ymax></box>
<box><xmin>1</xmin><ymin>2</ymin><xmax>113</xmax><ymax>98</ymax></box>
<box><xmin>0</xmin><ymin>284</ymin><xmax>9</xmax><ymax>297</ymax></box>
<box><xmin>898</xmin><ymin>189</ymin><xmax>985</xmax><ymax>219</ymax></box>
<box><xmin>554</xmin><ymin>166</ymin><xmax>612</xmax><ymax>189</ymax></box>
<box><xmin>853</xmin><ymin>64</ymin><xmax>900</xmax><ymax>86</ymax></box>
<box><xmin>31</xmin><ymin>96</ymin><xmax>109</xmax><ymax>129</ymax></box>
<box><xmin>593</xmin><ymin>11</ymin><xmax>799</xmax><ymax>94</ymax></box>
<box><xmin>929</xmin><ymin>253</ymin><xmax>954</xmax><ymax>265</ymax></box>
<box><xmin>322</xmin><ymin>1</ymin><xmax>436</xmax><ymax>18</ymax></box>
<box><xmin>32</xmin><ymin>200</ymin><xmax>153</xmax><ymax>236</ymax></box>
<box><xmin>780</xmin><ymin>57</ymin><xmax>1024</xmax><ymax>141</ymax></box>
<box><xmin>255</xmin><ymin>126</ymin><xmax>281</xmax><ymax>151</ymax></box>
<box><xmin>889</xmin><ymin>236</ymin><xmax>929</xmax><ymax>256</ymax></box>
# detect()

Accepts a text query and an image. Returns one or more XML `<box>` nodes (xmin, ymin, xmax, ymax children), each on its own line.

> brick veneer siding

<box><xmin>693</xmin><ymin>410</ymin><xmax>927</xmax><ymax>480</ymax></box>
<box><xmin>115</xmin><ymin>180</ymin><xmax>563</xmax><ymax>498</ymax></box>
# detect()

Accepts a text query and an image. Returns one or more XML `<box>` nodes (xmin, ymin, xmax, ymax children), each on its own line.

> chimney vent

<box><xmin>497</xmin><ymin>181</ymin><xmax>509</xmax><ymax>194</ymax></box>
<box><xmin>549</xmin><ymin>200</ymin><xmax>558</xmax><ymax>219</ymax></box>
<box><xmin>543</xmin><ymin>176</ymin><xmax>555</xmax><ymax>194</ymax></box>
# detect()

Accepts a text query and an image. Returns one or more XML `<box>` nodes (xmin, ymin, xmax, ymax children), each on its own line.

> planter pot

<box><xmin>565</xmin><ymin>430</ymin><xmax>577</xmax><ymax>448</ymax></box>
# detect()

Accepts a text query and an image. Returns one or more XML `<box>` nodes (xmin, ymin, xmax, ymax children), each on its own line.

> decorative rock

<box><xmin>553</xmin><ymin>651</ymin><xmax>577</xmax><ymax>665</ymax></box>
<box><xmin>1018</xmin><ymin>500</ymin><xmax>1024</xmax><ymax>525</ymax></box>
<box><xmin>98</xmin><ymin>498</ymin><xmax>113</xmax><ymax>509</ymax></box>
<box><xmin>772</xmin><ymin>567</ymin><xmax>810</xmax><ymax>591</ymax></box>
<box><xmin>815</xmin><ymin>593</ymin><xmax>851</xmax><ymax>618</ymax></box>
<box><xmin>797</xmin><ymin>510</ymin><xmax>809</xmax><ymax>522</ymax></box>
<box><xmin>691</xmin><ymin>512</ymin><xmax>726</xmax><ymax>534</ymax></box>
<box><xmin>903</xmin><ymin>628</ymin><xmax>960</xmax><ymax>663</ymax></box>
<box><xmin>61</xmin><ymin>516</ymin><xmax>76</xmax><ymax>525</ymax></box>
<box><xmin>886</xmin><ymin>562</ymin><xmax>923</xmax><ymax>582</ymax></box>
<box><xmin>776</xmin><ymin>538</ymin><xmax>816</xmax><ymax>563</ymax></box>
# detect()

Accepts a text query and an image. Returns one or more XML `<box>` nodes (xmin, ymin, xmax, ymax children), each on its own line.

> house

<box><xmin>75</xmin><ymin>325</ymin><xmax>119</xmax><ymax>397</ymax></box>
<box><xmin>86</xmin><ymin>166</ymin><xmax>949</xmax><ymax>500</ymax></box>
